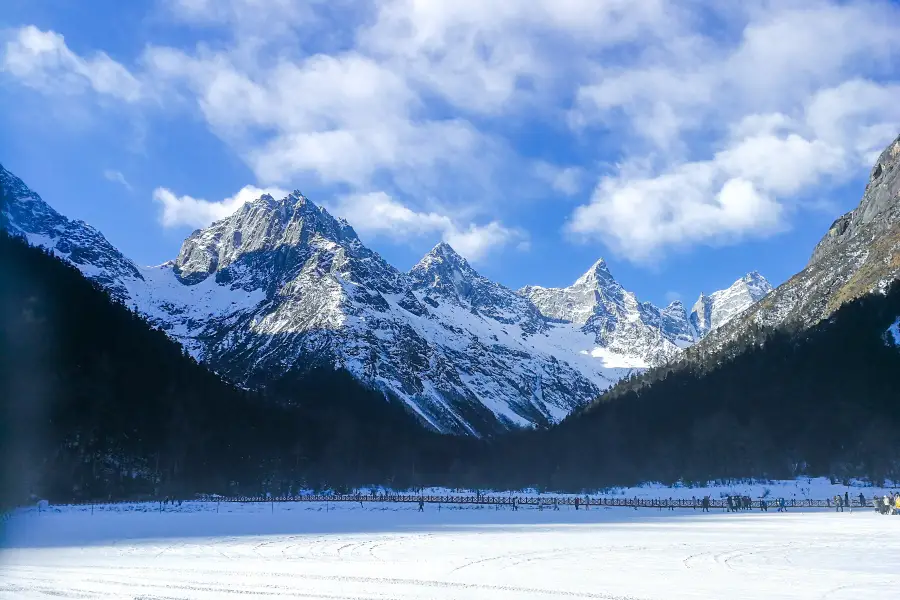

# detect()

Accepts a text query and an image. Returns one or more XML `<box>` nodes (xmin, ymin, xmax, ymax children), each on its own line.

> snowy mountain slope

<box><xmin>693</xmin><ymin>133</ymin><xmax>900</xmax><ymax>356</ymax></box>
<box><xmin>1</xmin><ymin>163</ymin><xmax>774</xmax><ymax>435</ymax></box>
<box><xmin>689</xmin><ymin>272</ymin><xmax>773</xmax><ymax>338</ymax></box>
<box><xmin>156</xmin><ymin>197</ymin><xmax>644</xmax><ymax>434</ymax></box>
<box><xmin>0</xmin><ymin>172</ymin><xmax>649</xmax><ymax>434</ymax></box>
<box><xmin>518</xmin><ymin>261</ymin><xmax>770</xmax><ymax>365</ymax></box>
<box><xmin>0</xmin><ymin>164</ymin><xmax>144</xmax><ymax>302</ymax></box>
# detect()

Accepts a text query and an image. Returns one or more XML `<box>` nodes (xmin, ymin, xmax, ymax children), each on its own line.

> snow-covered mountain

<box><xmin>1</xmin><ymin>162</ymin><xmax>771</xmax><ymax>435</ymax></box>
<box><xmin>518</xmin><ymin>262</ymin><xmax>771</xmax><ymax>362</ymax></box>
<box><xmin>519</xmin><ymin>259</ymin><xmax>696</xmax><ymax>364</ymax></box>
<box><xmin>689</xmin><ymin>272</ymin><xmax>773</xmax><ymax>338</ymax></box>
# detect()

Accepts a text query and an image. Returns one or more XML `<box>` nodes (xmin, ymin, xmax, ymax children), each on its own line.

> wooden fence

<box><xmin>196</xmin><ymin>494</ymin><xmax>877</xmax><ymax>510</ymax></box>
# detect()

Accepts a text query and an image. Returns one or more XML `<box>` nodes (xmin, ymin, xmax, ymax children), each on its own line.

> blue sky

<box><xmin>2</xmin><ymin>0</ymin><xmax>900</xmax><ymax>308</ymax></box>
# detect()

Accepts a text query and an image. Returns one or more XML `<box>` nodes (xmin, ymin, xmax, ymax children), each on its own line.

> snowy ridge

<box><xmin>2</xmin><ymin>165</ymin><xmax>772</xmax><ymax>435</ymax></box>
<box><xmin>519</xmin><ymin>262</ymin><xmax>768</xmax><ymax>365</ymax></box>
<box><xmin>0</xmin><ymin>164</ymin><xmax>145</xmax><ymax>302</ymax></box>
<box><xmin>689</xmin><ymin>272</ymin><xmax>773</xmax><ymax>338</ymax></box>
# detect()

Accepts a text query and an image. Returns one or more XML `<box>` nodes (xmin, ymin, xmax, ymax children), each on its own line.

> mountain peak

<box><xmin>809</xmin><ymin>133</ymin><xmax>900</xmax><ymax>266</ymax></box>
<box><xmin>413</xmin><ymin>241</ymin><xmax>471</xmax><ymax>273</ymax></box>
<box><xmin>431</xmin><ymin>240</ymin><xmax>462</xmax><ymax>259</ymax></box>
<box><xmin>171</xmin><ymin>187</ymin><xmax>366</xmax><ymax>285</ymax></box>
<box><xmin>574</xmin><ymin>257</ymin><xmax>616</xmax><ymax>288</ymax></box>
<box><xmin>690</xmin><ymin>272</ymin><xmax>772</xmax><ymax>338</ymax></box>
<box><xmin>410</xmin><ymin>241</ymin><xmax>494</xmax><ymax>305</ymax></box>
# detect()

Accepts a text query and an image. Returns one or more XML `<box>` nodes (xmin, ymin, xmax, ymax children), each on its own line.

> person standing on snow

<box><xmin>418</xmin><ymin>497</ymin><xmax>424</xmax><ymax>512</ymax></box>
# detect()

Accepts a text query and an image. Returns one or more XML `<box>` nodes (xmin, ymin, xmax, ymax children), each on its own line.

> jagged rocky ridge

<box><xmin>1</xmin><ymin>163</ymin><xmax>768</xmax><ymax>435</ymax></box>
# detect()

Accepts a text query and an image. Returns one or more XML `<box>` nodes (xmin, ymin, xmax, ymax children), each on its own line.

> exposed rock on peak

<box><xmin>809</xmin><ymin>134</ymin><xmax>900</xmax><ymax>267</ymax></box>
<box><xmin>689</xmin><ymin>273</ymin><xmax>773</xmax><ymax>339</ymax></box>
<box><xmin>696</xmin><ymin>132</ymin><xmax>900</xmax><ymax>355</ymax></box>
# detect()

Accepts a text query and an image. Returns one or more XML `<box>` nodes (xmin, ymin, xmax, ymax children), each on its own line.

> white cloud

<box><xmin>568</xmin><ymin>157</ymin><xmax>785</xmax><ymax>262</ymax></box>
<box><xmin>153</xmin><ymin>185</ymin><xmax>287</xmax><ymax>229</ymax></box>
<box><xmin>443</xmin><ymin>221</ymin><xmax>525</xmax><ymax>262</ymax></box>
<box><xmin>664</xmin><ymin>291</ymin><xmax>682</xmax><ymax>305</ymax></box>
<box><xmin>1</xmin><ymin>26</ymin><xmax>142</xmax><ymax>101</ymax></box>
<box><xmin>103</xmin><ymin>169</ymin><xmax>132</xmax><ymax>190</ymax></box>
<box><xmin>329</xmin><ymin>191</ymin><xmax>525</xmax><ymax>261</ymax></box>
<box><xmin>566</xmin><ymin>1</ymin><xmax>900</xmax><ymax>261</ymax></box>
<box><xmin>330</xmin><ymin>191</ymin><xmax>452</xmax><ymax>237</ymax></box>
<box><xmin>534</xmin><ymin>163</ymin><xmax>584</xmax><ymax>196</ymax></box>
<box><xmin>4</xmin><ymin>1</ymin><xmax>900</xmax><ymax>265</ymax></box>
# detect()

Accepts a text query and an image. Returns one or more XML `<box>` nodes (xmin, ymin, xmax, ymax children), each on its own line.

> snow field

<box><xmin>3</xmin><ymin>501</ymin><xmax>899</xmax><ymax>600</ymax></box>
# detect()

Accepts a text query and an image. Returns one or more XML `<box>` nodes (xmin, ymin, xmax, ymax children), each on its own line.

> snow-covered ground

<box><xmin>3</xmin><ymin>500</ymin><xmax>899</xmax><ymax>599</ymax></box>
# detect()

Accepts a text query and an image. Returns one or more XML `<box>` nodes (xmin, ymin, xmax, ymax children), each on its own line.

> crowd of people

<box><xmin>875</xmin><ymin>492</ymin><xmax>900</xmax><ymax>515</ymax></box>
<box><xmin>722</xmin><ymin>495</ymin><xmax>788</xmax><ymax>512</ymax></box>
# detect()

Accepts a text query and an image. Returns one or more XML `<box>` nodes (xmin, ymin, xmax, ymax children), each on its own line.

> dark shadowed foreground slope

<box><xmin>3</xmin><ymin>234</ymin><xmax>900</xmax><ymax>504</ymax></box>
<box><xmin>0</xmin><ymin>233</ymin><xmax>473</xmax><ymax>506</ymax></box>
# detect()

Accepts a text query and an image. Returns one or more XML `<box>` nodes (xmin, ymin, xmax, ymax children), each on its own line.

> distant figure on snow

<box><xmin>418</xmin><ymin>497</ymin><xmax>424</xmax><ymax>512</ymax></box>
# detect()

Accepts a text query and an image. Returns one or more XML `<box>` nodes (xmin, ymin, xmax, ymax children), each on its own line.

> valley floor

<box><xmin>2</xmin><ymin>501</ymin><xmax>899</xmax><ymax>599</ymax></box>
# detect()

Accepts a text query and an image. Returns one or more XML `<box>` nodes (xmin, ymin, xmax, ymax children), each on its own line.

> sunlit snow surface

<box><xmin>888</xmin><ymin>317</ymin><xmax>900</xmax><ymax>346</ymax></box>
<box><xmin>3</xmin><ymin>501</ymin><xmax>899</xmax><ymax>599</ymax></box>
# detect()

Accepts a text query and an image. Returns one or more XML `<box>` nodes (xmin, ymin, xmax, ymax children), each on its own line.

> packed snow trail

<box><xmin>2</xmin><ymin>503</ymin><xmax>899</xmax><ymax>599</ymax></box>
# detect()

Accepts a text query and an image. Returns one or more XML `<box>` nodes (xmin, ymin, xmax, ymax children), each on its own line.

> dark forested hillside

<box><xmin>479</xmin><ymin>282</ymin><xmax>900</xmax><ymax>490</ymax></box>
<box><xmin>0</xmin><ymin>233</ymin><xmax>474</xmax><ymax>506</ymax></box>
<box><xmin>4</xmin><ymin>231</ymin><xmax>900</xmax><ymax>504</ymax></box>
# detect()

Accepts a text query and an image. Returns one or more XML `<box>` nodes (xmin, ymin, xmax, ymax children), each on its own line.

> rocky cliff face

<box><xmin>697</xmin><ymin>133</ymin><xmax>900</xmax><ymax>354</ymax></box>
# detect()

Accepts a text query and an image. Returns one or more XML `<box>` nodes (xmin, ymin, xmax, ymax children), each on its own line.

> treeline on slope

<box><xmin>0</xmin><ymin>233</ymin><xmax>479</xmax><ymax>507</ymax></box>
<box><xmin>479</xmin><ymin>281</ymin><xmax>900</xmax><ymax>490</ymax></box>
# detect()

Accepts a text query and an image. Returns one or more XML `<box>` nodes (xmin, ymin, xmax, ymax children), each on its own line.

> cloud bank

<box><xmin>3</xmin><ymin>0</ymin><xmax>900</xmax><ymax>263</ymax></box>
